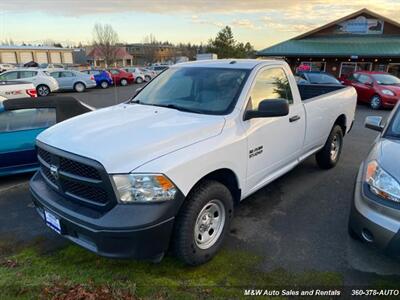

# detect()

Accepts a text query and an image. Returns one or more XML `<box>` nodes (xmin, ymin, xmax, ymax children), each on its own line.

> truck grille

<box><xmin>37</xmin><ymin>145</ymin><xmax>116</xmax><ymax>210</ymax></box>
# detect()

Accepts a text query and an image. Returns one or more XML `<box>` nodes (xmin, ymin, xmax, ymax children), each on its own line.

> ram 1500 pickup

<box><xmin>30</xmin><ymin>59</ymin><xmax>357</xmax><ymax>265</ymax></box>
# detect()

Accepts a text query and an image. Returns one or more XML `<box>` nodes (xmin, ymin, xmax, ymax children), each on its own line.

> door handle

<box><xmin>289</xmin><ymin>115</ymin><xmax>301</xmax><ymax>122</ymax></box>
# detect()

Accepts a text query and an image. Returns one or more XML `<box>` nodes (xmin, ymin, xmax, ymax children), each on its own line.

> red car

<box><xmin>107</xmin><ymin>68</ymin><xmax>135</xmax><ymax>86</ymax></box>
<box><xmin>342</xmin><ymin>71</ymin><xmax>400</xmax><ymax>110</ymax></box>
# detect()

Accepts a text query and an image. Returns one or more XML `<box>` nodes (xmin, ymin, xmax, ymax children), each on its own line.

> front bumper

<box><xmin>30</xmin><ymin>171</ymin><xmax>184</xmax><ymax>259</ymax></box>
<box><xmin>381</xmin><ymin>96</ymin><xmax>399</xmax><ymax>108</ymax></box>
<box><xmin>349</xmin><ymin>163</ymin><xmax>400</xmax><ymax>255</ymax></box>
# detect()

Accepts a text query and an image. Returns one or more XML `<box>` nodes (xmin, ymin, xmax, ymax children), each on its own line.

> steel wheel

<box><xmin>100</xmin><ymin>81</ymin><xmax>109</xmax><ymax>89</ymax></box>
<box><xmin>330</xmin><ymin>133</ymin><xmax>341</xmax><ymax>161</ymax></box>
<box><xmin>136</xmin><ymin>77</ymin><xmax>143</xmax><ymax>84</ymax></box>
<box><xmin>370</xmin><ymin>95</ymin><xmax>382</xmax><ymax>110</ymax></box>
<box><xmin>120</xmin><ymin>79</ymin><xmax>128</xmax><ymax>86</ymax></box>
<box><xmin>194</xmin><ymin>199</ymin><xmax>226</xmax><ymax>250</ymax></box>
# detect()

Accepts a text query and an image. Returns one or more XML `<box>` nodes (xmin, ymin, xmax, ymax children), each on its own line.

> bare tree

<box><xmin>141</xmin><ymin>34</ymin><xmax>159</xmax><ymax>64</ymax></box>
<box><xmin>92</xmin><ymin>23</ymin><xmax>119</xmax><ymax>67</ymax></box>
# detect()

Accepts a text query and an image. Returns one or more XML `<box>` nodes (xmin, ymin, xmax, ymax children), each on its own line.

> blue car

<box><xmin>81</xmin><ymin>69</ymin><xmax>113</xmax><ymax>89</ymax></box>
<box><xmin>0</xmin><ymin>97</ymin><xmax>93</xmax><ymax>176</ymax></box>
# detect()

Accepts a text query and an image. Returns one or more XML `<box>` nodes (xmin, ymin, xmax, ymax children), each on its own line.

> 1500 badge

<box><xmin>249</xmin><ymin>146</ymin><xmax>263</xmax><ymax>158</ymax></box>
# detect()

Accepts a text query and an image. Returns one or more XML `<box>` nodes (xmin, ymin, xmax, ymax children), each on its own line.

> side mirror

<box><xmin>244</xmin><ymin>99</ymin><xmax>289</xmax><ymax>121</ymax></box>
<box><xmin>365</xmin><ymin>116</ymin><xmax>384</xmax><ymax>132</ymax></box>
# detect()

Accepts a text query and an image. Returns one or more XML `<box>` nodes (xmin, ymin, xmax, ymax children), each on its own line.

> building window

<box><xmin>387</xmin><ymin>64</ymin><xmax>400</xmax><ymax>77</ymax></box>
<box><xmin>300</xmin><ymin>61</ymin><xmax>326</xmax><ymax>72</ymax></box>
<box><xmin>373</xmin><ymin>64</ymin><xmax>388</xmax><ymax>72</ymax></box>
<box><xmin>339</xmin><ymin>62</ymin><xmax>372</xmax><ymax>77</ymax></box>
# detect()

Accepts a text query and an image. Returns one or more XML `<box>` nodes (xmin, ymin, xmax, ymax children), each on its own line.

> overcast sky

<box><xmin>1</xmin><ymin>0</ymin><xmax>400</xmax><ymax>49</ymax></box>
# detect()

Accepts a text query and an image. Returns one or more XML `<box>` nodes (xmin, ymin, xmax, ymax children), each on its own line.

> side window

<box><xmin>50</xmin><ymin>72</ymin><xmax>60</xmax><ymax>78</ymax></box>
<box><xmin>248</xmin><ymin>68</ymin><xmax>293</xmax><ymax>110</ymax></box>
<box><xmin>0</xmin><ymin>108</ymin><xmax>56</xmax><ymax>132</ymax></box>
<box><xmin>61</xmin><ymin>71</ymin><xmax>74</xmax><ymax>77</ymax></box>
<box><xmin>19</xmin><ymin>71</ymin><xmax>37</xmax><ymax>78</ymax></box>
<box><xmin>110</xmin><ymin>70</ymin><xmax>119</xmax><ymax>75</ymax></box>
<box><xmin>357</xmin><ymin>74</ymin><xmax>372</xmax><ymax>84</ymax></box>
<box><xmin>0</xmin><ymin>71</ymin><xmax>18</xmax><ymax>80</ymax></box>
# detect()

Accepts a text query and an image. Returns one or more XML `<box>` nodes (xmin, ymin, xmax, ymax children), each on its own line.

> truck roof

<box><xmin>176</xmin><ymin>59</ymin><xmax>282</xmax><ymax>69</ymax></box>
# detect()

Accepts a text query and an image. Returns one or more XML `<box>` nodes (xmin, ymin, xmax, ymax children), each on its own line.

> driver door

<box><xmin>243</xmin><ymin>67</ymin><xmax>305</xmax><ymax>194</ymax></box>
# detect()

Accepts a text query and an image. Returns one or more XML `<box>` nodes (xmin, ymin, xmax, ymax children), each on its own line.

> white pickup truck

<box><xmin>30</xmin><ymin>59</ymin><xmax>357</xmax><ymax>265</ymax></box>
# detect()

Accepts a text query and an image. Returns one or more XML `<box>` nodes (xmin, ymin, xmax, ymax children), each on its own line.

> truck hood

<box><xmin>38</xmin><ymin>103</ymin><xmax>226</xmax><ymax>173</ymax></box>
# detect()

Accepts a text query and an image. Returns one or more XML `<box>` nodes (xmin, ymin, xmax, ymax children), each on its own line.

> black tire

<box><xmin>370</xmin><ymin>94</ymin><xmax>382</xmax><ymax>110</ymax></box>
<box><xmin>136</xmin><ymin>77</ymin><xmax>144</xmax><ymax>84</ymax></box>
<box><xmin>145</xmin><ymin>75</ymin><xmax>151</xmax><ymax>82</ymax></box>
<box><xmin>36</xmin><ymin>84</ymin><xmax>50</xmax><ymax>97</ymax></box>
<box><xmin>172</xmin><ymin>180</ymin><xmax>234</xmax><ymax>266</ymax></box>
<box><xmin>120</xmin><ymin>78</ymin><xmax>128</xmax><ymax>86</ymax></box>
<box><xmin>316</xmin><ymin>125</ymin><xmax>343</xmax><ymax>169</ymax></box>
<box><xmin>100</xmin><ymin>80</ymin><xmax>109</xmax><ymax>89</ymax></box>
<box><xmin>74</xmin><ymin>82</ymin><xmax>86</xmax><ymax>93</ymax></box>
<box><xmin>348</xmin><ymin>223</ymin><xmax>360</xmax><ymax>240</ymax></box>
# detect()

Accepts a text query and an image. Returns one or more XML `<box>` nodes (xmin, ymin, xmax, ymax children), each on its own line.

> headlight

<box><xmin>112</xmin><ymin>174</ymin><xmax>177</xmax><ymax>203</ymax></box>
<box><xmin>382</xmin><ymin>89</ymin><xmax>395</xmax><ymax>96</ymax></box>
<box><xmin>365</xmin><ymin>161</ymin><xmax>400</xmax><ymax>203</ymax></box>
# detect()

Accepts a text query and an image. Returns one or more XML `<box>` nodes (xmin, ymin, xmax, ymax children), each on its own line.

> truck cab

<box><xmin>30</xmin><ymin>59</ymin><xmax>357</xmax><ymax>265</ymax></box>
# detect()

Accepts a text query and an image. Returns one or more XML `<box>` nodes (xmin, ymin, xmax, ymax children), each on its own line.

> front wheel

<box><xmin>136</xmin><ymin>77</ymin><xmax>143</xmax><ymax>84</ymax></box>
<box><xmin>316</xmin><ymin>125</ymin><xmax>343</xmax><ymax>169</ymax></box>
<box><xmin>172</xmin><ymin>180</ymin><xmax>234</xmax><ymax>265</ymax></box>
<box><xmin>145</xmin><ymin>75</ymin><xmax>152</xmax><ymax>82</ymax></box>
<box><xmin>370</xmin><ymin>95</ymin><xmax>382</xmax><ymax>110</ymax></box>
<box><xmin>120</xmin><ymin>78</ymin><xmax>128</xmax><ymax>86</ymax></box>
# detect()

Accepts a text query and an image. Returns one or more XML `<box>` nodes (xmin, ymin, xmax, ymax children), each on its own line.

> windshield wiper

<box><xmin>150</xmin><ymin>103</ymin><xmax>203</xmax><ymax>113</ymax></box>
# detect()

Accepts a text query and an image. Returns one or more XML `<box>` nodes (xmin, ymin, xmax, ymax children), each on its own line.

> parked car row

<box><xmin>296</xmin><ymin>69</ymin><xmax>400</xmax><ymax>111</ymax></box>
<box><xmin>0</xmin><ymin>65</ymin><xmax>162</xmax><ymax>98</ymax></box>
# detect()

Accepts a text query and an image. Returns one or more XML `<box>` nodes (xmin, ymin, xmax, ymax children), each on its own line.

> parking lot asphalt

<box><xmin>0</xmin><ymin>85</ymin><xmax>399</xmax><ymax>286</ymax></box>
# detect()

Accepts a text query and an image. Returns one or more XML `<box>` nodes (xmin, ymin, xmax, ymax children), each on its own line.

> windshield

<box><xmin>386</xmin><ymin>106</ymin><xmax>400</xmax><ymax>139</ymax></box>
<box><xmin>131</xmin><ymin>67</ymin><xmax>249</xmax><ymax>115</ymax></box>
<box><xmin>307</xmin><ymin>73</ymin><xmax>340</xmax><ymax>84</ymax></box>
<box><xmin>371</xmin><ymin>74</ymin><xmax>400</xmax><ymax>85</ymax></box>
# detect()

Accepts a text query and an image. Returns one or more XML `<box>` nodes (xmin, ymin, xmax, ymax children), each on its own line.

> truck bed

<box><xmin>297</xmin><ymin>83</ymin><xmax>345</xmax><ymax>101</ymax></box>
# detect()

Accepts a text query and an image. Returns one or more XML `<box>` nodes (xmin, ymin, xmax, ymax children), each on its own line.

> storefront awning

<box><xmin>258</xmin><ymin>36</ymin><xmax>400</xmax><ymax>57</ymax></box>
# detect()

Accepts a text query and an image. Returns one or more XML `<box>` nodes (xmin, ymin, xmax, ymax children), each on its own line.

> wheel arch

<box><xmin>74</xmin><ymin>81</ymin><xmax>86</xmax><ymax>88</ymax></box>
<box><xmin>185</xmin><ymin>168</ymin><xmax>241</xmax><ymax>206</ymax></box>
<box><xmin>334</xmin><ymin>114</ymin><xmax>347</xmax><ymax>136</ymax></box>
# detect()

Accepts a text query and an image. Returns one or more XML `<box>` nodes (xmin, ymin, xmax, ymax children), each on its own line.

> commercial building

<box><xmin>86</xmin><ymin>46</ymin><xmax>133</xmax><ymax>67</ymax></box>
<box><xmin>258</xmin><ymin>9</ymin><xmax>400</xmax><ymax>78</ymax></box>
<box><xmin>0</xmin><ymin>45</ymin><xmax>74</xmax><ymax>65</ymax></box>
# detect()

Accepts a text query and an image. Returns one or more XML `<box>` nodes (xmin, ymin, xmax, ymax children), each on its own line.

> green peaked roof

<box><xmin>258</xmin><ymin>36</ymin><xmax>400</xmax><ymax>57</ymax></box>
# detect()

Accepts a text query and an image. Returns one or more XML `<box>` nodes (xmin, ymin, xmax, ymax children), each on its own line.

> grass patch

<box><xmin>0</xmin><ymin>244</ymin><xmax>342</xmax><ymax>299</ymax></box>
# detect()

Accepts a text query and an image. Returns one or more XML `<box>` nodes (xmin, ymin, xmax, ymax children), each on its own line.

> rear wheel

<box><xmin>120</xmin><ymin>78</ymin><xmax>128</xmax><ymax>86</ymax></box>
<box><xmin>145</xmin><ymin>75</ymin><xmax>151</xmax><ymax>82</ymax></box>
<box><xmin>136</xmin><ymin>77</ymin><xmax>144</xmax><ymax>84</ymax></box>
<box><xmin>172</xmin><ymin>180</ymin><xmax>234</xmax><ymax>265</ymax></box>
<box><xmin>100</xmin><ymin>81</ymin><xmax>109</xmax><ymax>89</ymax></box>
<box><xmin>74</xmin><ymin>82</ymin><xmax>86</xmax><ymax>93</ymax></box>
<box><xmin>370</xmin><ymin>95</ymin><xmax>382</xmax><ymax>110</ymax></box>
<box><xmin>36</xmin><ymin>85</ymin><xmax>50</xmax><ymax>97</ymax></box>
<box><xmin>316</xmin><ymin>125</ymin><xmax>343</xmax><ymax>169</ymax></box>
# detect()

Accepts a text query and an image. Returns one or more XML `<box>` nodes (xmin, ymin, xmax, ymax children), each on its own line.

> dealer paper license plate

<box><xmin>44</xmin><ymin>210</ymin><xmax>61</xmax><ymax>234</ymax></box>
